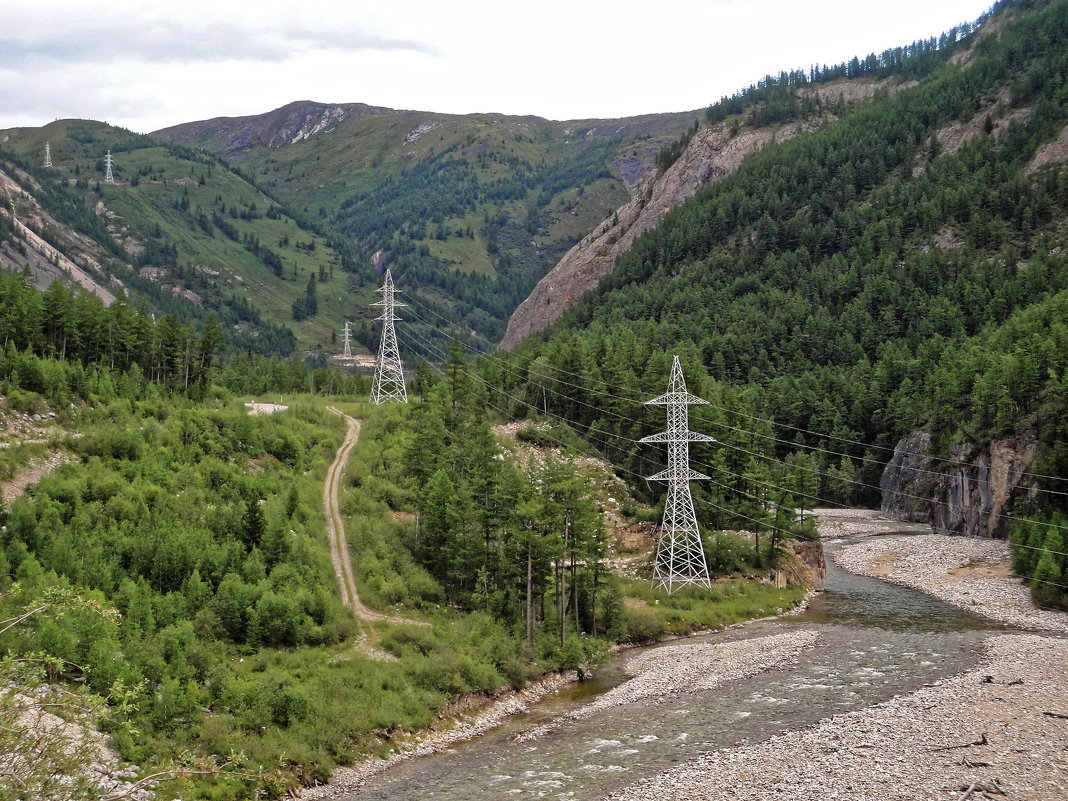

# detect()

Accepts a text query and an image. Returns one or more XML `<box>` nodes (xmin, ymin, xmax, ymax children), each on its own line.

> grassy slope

<box><xmin>0</xmin><ymin>120</ymin><xmax>374</xmax><ymax>353</ymax></box>
<box><xmin>156</xmin><ymin>106</ymin><xmax>695</xmax><ymax>335</ymax></box>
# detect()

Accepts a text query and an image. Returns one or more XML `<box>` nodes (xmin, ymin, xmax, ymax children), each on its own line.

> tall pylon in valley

<box><xmin>640</xmin><ymin>356</ymin><xmax>714</xmax><ymax>593</ymax></box>
<box><xmin>44</xmin><ymin>142</ymin><xmax>53</xmax><ymax>168</ymax></box>
<box><xmin>342</xmin><ymin>321</ymin><xmax>353</xmax><ymax>358</ymax></box>
<box><xmin>371</xmin><ymin>269</ymin><xmax>407</xmax><ymax>404</ymax></box>
<box><xmin>104</xmin><ymin>150</ymin><xmax>115</xmax><ymax>184</ymax></box>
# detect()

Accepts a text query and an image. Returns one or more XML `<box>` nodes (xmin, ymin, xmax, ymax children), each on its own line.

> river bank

<box><xmin>604</xmin><ymin>530</ymin><xmax>1068</xmax><ymax>801</ymax></box>
<box><xmin>607</xmin><ymin>632</ymin><xmax>1068</xmax><ymax>801</ymax></box>
<box><xmin>299</xmin><ymin>623</ymin><xmax>820</xmax><ymax>799</ymax></box>
<box><xmin>298</xmin><ymin>670</ymin><xmax>580</xmax><ymax>799</ymax></box>
<box><xmin>516</xmin><ymin>629</ymin><xmax>819</xmax><ymax>742</ymax></box>
<box><xmin>834</xmin><ymin>533</ymin><xmax>1068</xmax><ymax>633</ymax></box>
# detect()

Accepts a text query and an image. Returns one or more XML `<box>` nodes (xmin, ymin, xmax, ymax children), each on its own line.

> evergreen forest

<box><xmin>2</xmin><ymin>0</ymin><xmax>1068</xmax><ymax>797</ymax></box>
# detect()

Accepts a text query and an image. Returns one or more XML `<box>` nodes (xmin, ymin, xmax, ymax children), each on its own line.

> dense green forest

<box><xmin>333</xmin><ymin>138</ymin><xmax>621</xmax><ymax>338</ymax></box>
<box><xmin>5</xmin><ymin>1</ymin><xmax>1068</xmax><ymax>795</ymax></box>
<box><xmin>501</xmin><ymin>0</ymin><xmax>1068</xmax><ymax>605</ymax></box>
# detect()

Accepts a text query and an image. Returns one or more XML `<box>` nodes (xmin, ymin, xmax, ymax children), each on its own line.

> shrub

<box><xmin>622</xmin><ymin>604</ymin><xmax>667</xmax><ymax>644</ymax></box>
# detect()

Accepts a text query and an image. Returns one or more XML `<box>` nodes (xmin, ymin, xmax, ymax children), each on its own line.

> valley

<box><xmin>2</xmin><ymin>0</ymin><xmax>1068</xmax><ymax>798</ymax></box>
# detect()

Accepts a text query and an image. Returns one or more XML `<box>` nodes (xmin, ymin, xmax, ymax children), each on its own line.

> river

<box><xmin>340</xmin><ymin>525</ymin><xmax>1005</xmax><ymax>800</ymax></box>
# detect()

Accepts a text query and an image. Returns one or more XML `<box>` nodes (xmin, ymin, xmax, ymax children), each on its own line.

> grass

<box><xmin>1</xmin><ymin>122</ymin><xmax>372</xmax><ymax>353</ymax></box>
<box><xmin>0</xmin><ymin>441</ymin><xmax>50</xmax><ymax>482</ymax></box>
<box><xmin>618</xmin><ymin>577</ymin><xmax>806</xmax><ymax>642</ymax></box>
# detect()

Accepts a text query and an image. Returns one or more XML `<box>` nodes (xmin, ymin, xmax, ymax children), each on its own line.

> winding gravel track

<box><xmin>324</xmin><ymin>407</ymin><xmax>422</xmax><ymax>630</ymax></box>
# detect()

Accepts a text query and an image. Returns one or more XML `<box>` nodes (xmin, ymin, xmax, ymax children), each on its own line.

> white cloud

<box><xmin>0</xmin><ymin>0</ymin><xmax>994</xmax><ymax>133</ymax></box>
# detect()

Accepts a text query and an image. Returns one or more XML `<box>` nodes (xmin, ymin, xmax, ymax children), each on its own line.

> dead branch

<box><xmin>931</xmin><ymin>732</ymin><xmax>988</xmax><ymax>751</ymax></box>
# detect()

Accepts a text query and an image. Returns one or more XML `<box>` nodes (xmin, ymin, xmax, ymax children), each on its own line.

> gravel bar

<box><xmin>834</xmin><ymin>534</ymin><xmax>1068</xmax><ymax>633</ymax></box>
<box><xmin>812</xmin><ymin>507</ymin><xmax>931</xmax><ymax>540</ymax></box>
<box><xmin>607</xmin><ymin>633</ymin><xmax>1068</xmax><ymax>801</ymax></box>
<box><xmin>517</xmin><ymin>629</ymin><xmax>819</xmax><ymax>742</ymax></box>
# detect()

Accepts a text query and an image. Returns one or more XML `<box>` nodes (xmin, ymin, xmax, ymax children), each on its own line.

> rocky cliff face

<box><xmin>791</xmin><ymin>540</ymin><xmax>827</xmax><ymax>591</ymax></box>
<box><xmin>880</xmin><ymin>431</ymin><xmax>1038</xmax><ymax>539</ymax></box>
<box><xmin>500</xmin><ymin>121</ymin><xmax>813</xmax><ymax>348</ymax></box>
<box><xmin>500</xmin><ymin>78</ymin><xmax>910</xmax><ymax>350</ymax></box>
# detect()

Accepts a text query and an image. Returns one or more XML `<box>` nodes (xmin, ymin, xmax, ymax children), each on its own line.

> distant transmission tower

<box><xmin>342</xmin><ymin>321</ymin><xmax>353</xmax><ymax>358</ymax></box>
<box><xmin>43</xmin><ymin>142</ymin><xmax>53</xmax><ymax>168</ymax></box>
<box><xmin>103</xmin><ymin>150</ymin><xmax>115</xmax><ymax>184</ymax></box>
<box><xmin>640</xmin><ymin>356</ymin><xmax>714</xmax><ymax>593</ymax></box>
<box><xmin>370</xmin><ymin>269</ymin><xmax>407</xmax><ymax>404</ymax></box>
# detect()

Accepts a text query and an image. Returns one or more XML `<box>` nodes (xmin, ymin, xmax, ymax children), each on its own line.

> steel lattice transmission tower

<box><xmin>43</xmin><ymin>142</ymin><xmax>53</xmax><ymax>168</ymax></box>
<box><xmin>640</xmin><ymin>356</ymin><xmax>714</xmax><ymax>593</ymax></box>
<box><xmin>370</xmin><ymin>269</ymin><xmax>407</xmax><ymax>404</ymax></box>
<box><xmin>342</xmin><ymin>321</ymin><xmax>353</xmax><ymax>358</ymax></box>
<box><xmin>104</xmin><ymin>150</ymin><xmax>115</xmax><ymax>184</ymax></box>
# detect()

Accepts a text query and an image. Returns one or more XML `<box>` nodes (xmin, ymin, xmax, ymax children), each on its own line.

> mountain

<box><xmin>501</xmin><ymin>77</ymin><xmax>917</xmax><ymax>348</ymax></box>
<box><xmin>500</xmin><ymin>0</ymin><xmax>1068</xmax><ymax>543</ymax></box>
<box><xmin>0</xmin><ymin>119</ymin><xmax>372</xmax><ymax>356</ymax></box>
<box><xmin>153</xmin><ymin>103</ymin><xmax>701</xmax><ymax>342</ymax></box>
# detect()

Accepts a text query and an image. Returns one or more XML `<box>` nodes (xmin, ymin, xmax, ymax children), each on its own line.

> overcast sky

<box><xmin>1</xmin><ymin>0</ymin><xmax>994</xmax><ymax>134</ymax></box>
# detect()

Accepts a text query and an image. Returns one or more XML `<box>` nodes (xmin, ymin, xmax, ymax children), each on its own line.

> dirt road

<box><xmin>324</xmin><ymin>407</ymin><xmax>421</xmax><ymax>635</ymax></box>
<box><xmin>324</xmin><ymin>407</ymin><xmax>384</xmax><ymax>620</ymax></box>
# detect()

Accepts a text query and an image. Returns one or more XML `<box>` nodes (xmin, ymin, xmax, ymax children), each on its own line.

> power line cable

<box><xmin>402</xmin><ymin>290</ymin><xmax>1068</xmax><ymax>488</ymax></box>
<box><xmin>400</xmin><ymin>326</ymin><xmax>1068</xmax><ymax>564</ymax></box>
<box><xmin>399</xmin><ymin>317</ymin><xmax>1068</xmax><ymax>537</ymax></box>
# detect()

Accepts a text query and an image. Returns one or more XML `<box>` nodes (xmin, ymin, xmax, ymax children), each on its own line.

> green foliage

<box><xmin>0</xmin><ymin>274</ymin><xmax>224</xmax><ymax>396</ymax></box>
<box><xmin>1011</xmin><ymin>514</ymin><xmax>1068</xmax><ymax>610</ymax></box>
<box><xmin>618</xmin><ymin>578</ymin><xmax>804</xmax><ymax>638</ymax></box>
<box><xmin>623</xmin><ymin>604</ymin><xmax>668</xmax><ymax>644</ymax></box>
<box><xmin>515</xmin><ymin>0</ymin><xmax>1068</xmax><ymax>517</ymax></box>
<box><xmin>0</xmin><ymin>129</ymin><xmax>358</xmax><ymax>356</ymax></box>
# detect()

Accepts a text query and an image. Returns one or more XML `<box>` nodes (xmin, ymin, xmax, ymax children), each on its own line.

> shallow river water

<box><xmin>341</xmin><ymin>527</ymin><xmax>1005</xmax><ymax>800</ymax></box>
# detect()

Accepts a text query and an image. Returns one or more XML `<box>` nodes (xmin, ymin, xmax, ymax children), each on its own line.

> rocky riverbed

<box><xmin>606</xmin><ymin>531</ymin><xmax>1068</xmax><ymax>801</ymax></box>
<box><xmin>607</xmin><ymin>633</ymin><xmax>1068</xmax><ymax>801</ymax></box>
<box><xmin>833</xmin><ymin>534</ymin><xmax>1068</xmax><ymax>633</ymax></box>
<box><xmin>516</xmin><ymin>629</ymin><xmax>819</xmax><ymax>742</ymax></box>
<box><xmin>813</xmin><ymin>507</ymin><xmax>929</xmax><ymax>540</ymax></box>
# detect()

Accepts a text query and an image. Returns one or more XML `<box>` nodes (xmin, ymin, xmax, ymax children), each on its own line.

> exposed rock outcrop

<box><xmin>500</xmin><ymin>120</ymin><xmax>815</xmax><ymax>348</ymax></box>
<box><xmin>501</xmin><ymin>78</ymin><xmax>914</xmax><ymax>350</ymax></box>
<box><xmin>1032</xmin><ymin>120</ymin><xmax>1068</xmax><ymax>169</ymax></box>
<box><xmin>880</xmin><ymin>431</ymin><xmax>1037</xmax><ymax>539</ymax></box>
<box><xmin>0</xmin><ymin>167</ymin><xmax>117</xmax><ymax>303</ymax></box>
<box><xmin>791</xmin><ymin>540</ymin><xmax>827</xmax><ymax>591</ymax></box>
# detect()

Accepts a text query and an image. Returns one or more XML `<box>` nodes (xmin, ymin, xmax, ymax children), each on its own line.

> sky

<box><xmin>1</xmin><ymin>0</ymin><xmax>995</xmax><ymax>134</ymax></box>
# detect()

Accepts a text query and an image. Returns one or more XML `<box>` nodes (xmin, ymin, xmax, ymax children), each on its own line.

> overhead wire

<box><xmin>397</xmin><ymin>313</ymin><xmax>1068</xmax><ymax>552</ymax></box>
<box><xmin>399</xmin><ymin>303</ymin><xmax>1068</xmax><ymax>534</ymax></box>
<box><xmin>401</xmin><ymin>288</ymin><xmax>1068</xmax><ymax>488</ymax></box>
<box><xmin>400</xmin><ymin>325</ymin><xmax>810</xmax><ymax>548</ymax></box>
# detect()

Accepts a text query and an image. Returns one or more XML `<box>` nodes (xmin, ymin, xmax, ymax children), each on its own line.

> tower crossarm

<box><xmin>645</xmin><ymin>391</ymin><xmax>709</xmax><ymax>406</ymax></box>
<box><xmin>646</xmin><ymin>467</ymin><xmax>710</xmax><ymax>482</ymax></box>
<box><xmin>638</xmin><ymin>430</ymin><xmax>715</xmax><ymax>444</ymax></box>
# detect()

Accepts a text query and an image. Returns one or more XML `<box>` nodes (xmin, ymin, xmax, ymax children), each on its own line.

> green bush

<box><xmin>623</xmin><ymin>604</ymin><xmax>668</xmax><ymax>644</ymax></box>
<box><xmin>6</xmin><ymin>388</ymin><xmax>46</xmax><ymax>414</ymax></box>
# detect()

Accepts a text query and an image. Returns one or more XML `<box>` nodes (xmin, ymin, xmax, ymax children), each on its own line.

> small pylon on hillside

<box><xmin>640</xmin><ymin>356</ymin><xmax>714</xmax><ymax>593</ymax></box>
<box><xmin>371</xmin><ymin>269</ymin><xmax>407</xmax><ymax>404</ymax></box>
<box><xmin>342</xmin><ymin>321</ymin><xmax>353</xmax><ymax>358</ymax></box>
<box><xmin>104</xmin><ymin>150</ymin><xmax>115</xmax><ymax>184</ymax></box>
<box><xmin>43</xmin><ymin>142</ymin><xmax>53</xmax><ymax>168</ymax></box>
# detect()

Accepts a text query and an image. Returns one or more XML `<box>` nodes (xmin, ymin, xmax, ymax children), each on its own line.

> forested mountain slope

<box><xmin>154</xmin><ymin>102</ymin><xmax>701</xmax><ymax>340</ymax></box>
<box><xmin>503</xmin><ymin>0</ymin><xmax>1068</xmax><ymax>550</ymax></box>
<box><xmin>0</xmin><ymin>120</ymin><xmax>370</xmax><ymax>356</ymax></box>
